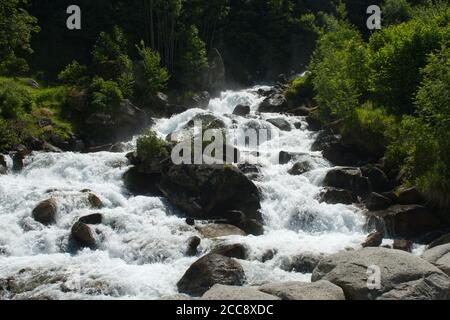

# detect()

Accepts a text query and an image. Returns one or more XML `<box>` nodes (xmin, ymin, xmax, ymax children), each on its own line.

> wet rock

<box><xmin>397</xmin><ymin>187</ymin><xmax>424</xmax><ymax>205</ymax></box>
<box><xmin>261</xmin><ymin>249</ymin><xmax>277</xmax><ymax>262</ymax></box>
<box><xmin>197</xmin><ymin>224</ymin><xmax>247</xmax><ymax>238</ymax></box>
<box><xmin>361</xmin><ymin>166</ymin><xmax>390</xmax><ymax>192</ymax></box>
<box><xmin>202</xmin><ymin>284</ymin><xmax>278</xmax><ymax>300</ymax></box>
<box><xmin>281</xmin><ymin>252</ymin><xmax>325</xmax><ymax>273</ymax></box>
<box><xmin>159</xmin><ymin>164</ymin><xmax>261</xmax><ymax>222</ymax></box>
<box><xmin>279</xmin><ymin>151</ymin><xmax>306</xmax><ymax>165</ymax></box>
<box><xmin>211</xmin><ymin>243</ymin><xmax>248</xmax><ymax>260</ymax></box>
<box><xmin>361</xmin><ymin>231</ymin><xmax>384</xmax><ymax>248</ymax></box>
<box><xmin>78</xmin><ymin>213</ymin><xmax>103</xmax><ymax>225</ymax></box>
<box><xmin>305</xmin><ymin>116</ymin><xmax>322</xmax><ymax>131</ymax></box>
<box><xmin>87</xmin><ymin>193</ymin><xmax>103</xmax><ymax>209</ymax></box>
<box><xmin>259</xmin><ymin>280</ymin><xmax>345</xmax><ymax>300</ymax></box>
<box><xmin>177</xmin><ymin>254</ymin><xmax>246</xmax><ymax>296</ymax></box>
<box><xmin>288</xmin><ymin>106</ymin><xmax>311</xmax><ymax>117</ymax></box>
<box><xmin>319</xmin><ymin>188</ymin><xmax>357</xmax><ymax>205</ymax></box>
<box><xmin>422</xmin><ymin>244</ymin><xmax>450</xmax><ymax>276</ymax></box>
<box><xmin>312</xmin><ymin>133</ymin><xmax>359</xmax><ymax>166</ymax></box>
<box><xmin>365</xmin><ymin>192</ymin><xmax>392</xmax><ymax>211</ymax></box>
<box><xmin>123</xmin><ymin>167</ymin><xmax>162</xmax><ymax>196</ymax></box>
<box><xmin>237</xmin><ymin>163</ymin><xmax>261</xmax><ymax>180</ymax></box>
<box><xmin>233</xmin><ymin>105</ymin><xmax>251</xmax><ymax>116</ymax></box>
<box><xmin>0</xmin><ymin>155</ymin><xmax>6</xmax><ymax>174</ymax></box>
<box><xmin>186</xmin><ymin>236</ymin><xmax>201</xmax><ymax>257</ymax></box>
<box><xmin>71</xmin><ymin>222</ymin><xmax>96</xmax><ymax>248</ymax></box>
<box><xmin>12</xmin><ymin>152</ymin><xmax>25</xmax><ymax>172</ymax></box>
<box><xmin>110</xmin><ymin>142</ymin><xmax>126</xmax><ymax>153</ymax></box>
<box><xmin>187</xmin><ymin>91</ymin><xmax>211</xmax><ymax>109</ymax></box>
<box><xmin>266</xmin><ymin>118</ymin><xmax>291</xmax><ymax>131</ymax></box>
<box><xmin>324</xmin><ymin>168</ymin><xmax>371</xmax><ymax>196</ymax></box>
<box><xmin>288</xmin><ymin>161</ymin><xmax>312</xmax><ymax>176</ymax></box>
<box><xmin>393</xmin><ymin>239</ymin><xmax>413</xmax><ymax>253</ymax></box>
<box><xmin>32</xmin><ymin>199</ymin><xmax>57</xmax><ymax>225</ymax></box>
<box><xmin>428</xmin><ymin>233</ymin><xmax>450</xmax><ymax>249</ymax></box>
<box><xmin>366</xmin><ymin>205</ymin><xmax>443</xmax><ymax>239</ymax></box>
<box><xmin>236</xmin><ymin>218</ymin><xmax>264</xmax><ymax>236</ymax></box>
<box><xmin>312</xmin><ymin>247</ymin><xmax>450</xmax><ymax>300</ymax></box>
<box><xmin>186</xmin><ymin>218</ymin><xmax>196</xmax><ymax>226</ymax></box>
<box><xmin>258</xmin><ymin>94</ymin><xmax>288</xmax><ymax>113</ymax></box>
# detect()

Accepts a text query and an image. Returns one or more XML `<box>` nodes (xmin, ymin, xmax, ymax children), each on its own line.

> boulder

<box><xmin>0</xmin><ymin>155</ymin><xmax>6</xmax><ymax>168</ymax></box>
<box><xmin>288</xmin><ymin>161</ymin><xmax>312</xmax><ymax>176</ymax></box>
<box><xmin>366</xmin><ymin>205</ymin><xmax>443</xmax><ymax>239</ymax></box>
<box><xmin>159</xmin><ymin>164</ymin><xmax>261</xmax><ymax>222</ymax></box>
<box><xmin>177</xmin><ymin>254</ymin><xmax>246</xmax><ymax>296</ymax></box>
<box><xmin>258</xmin><ymin>94</ymin><xmax>288</xmax><ymax>113</ymax></box>
<box><xmin>279</xmin><ymin>151</ymin><xmax>306</xmax><ymax>165</ymax></box>
<box><xmin>236</xmin><ymin>218</ymin><xmax>264</xmax><ymax>236</ymax></box>
<box><xmin>428</xmin><ymin>233</ymin><xmax>450</xmax><ymax>249</ymax></box>
<box><xmin>365</xmin><ymin>192</ymin><xmax>392</xmax><ymax>211</ymax></box>
<box><xmin>312</xmin><ymin>247</ymin><xmax>450</xmax><ymax>300</ymax></box>
<box><xmin>87</xmin><ymin>193</ymin><xmax>103</xmax><ymax>209</ymax></box>
<box><xmin>280</xmin><ymin>252</ymin><xmax>325</xmax><ymax>273</ymax></box>
<box><xmin>211</xmin><ymin>243</ymin><xmax>248</xmax><ymax>260</ymax></box>
<box><xmin>259</xmin><ymin>280</ymin><xmax>345</xmax><ymax>300</ymax></box>
<box><xmin>197</xmin><ymin>224</ymin><xmax>247</xmax><ymax>238</ymax></box>
<box><xmin>361</xmin><ymin>231</ymin><xmax>384</xmax><ymax>248</ymax></box>
<box><xmin>32</xmin><ymin>199</ymin><xmax>57</xmax><ymax>225</ymax></box>
<box><xmin>305</xmin><ymin>116</ymin><xmax>322</xmax><ymax>131</ymax></box>
<box><xmin>237</xmin><ymin>163</ymin><xmax>261</xmax><ymax>180</ymax></box>
<box><xmin>12</xmin><ymin>152</ymin><xmax>24</xmax><ymax>172</ymax></box>
<box><xmin>186</xmin><ymin>91</ymin><xmax>211</xmax><ymax>109</ymax></box>
<box><xmin>324</xmin><ymin>168</ymin><xmax>371</xmax><ymax>196</ymax></box>
<box><xmin>393</xmin><ymin>239</ymin><xmax>413</xmax><ymax>253</ymax></box>
<box><xmin>71</xmin><ymin>222</ymin><xmax>96</xmax><ymax>248</ymax></box>
<box><xmin>233</xmin><ymin>105</ymin><xmax>251</xmax><ymax>116</ymax></box>
<box><xmin>319</xmin><ymin>188</ymin><xmax>357</xmax><ymax>205</ymax></box>
<box><xmin>422</xmin><ymin>244</ymin><xmax>450</xmax><ymax>276</ymax></box>
<box><xmin>266</xmin><ymin>118</ymin><xmax>291</xmax><ymax>131</ymax></box>
<box><xmin>397</xmin><ymin>187</ymin><xmax>424</xmax><ymax>205</ymax></box>
<box><xmin>185</xmin><ymin>113</ymin><xmax>225</xmax><ymax>131</ymax></box>
<box><xmin>186</xmin><ymin>236</ymin><xmax>201</xmax><ymax>257</ymax></box>
<box><xmin>361</xmin><ymin>166</ymin><xmax>390</xmax><ymax>192</ymax></box>
<box><xmin>78</xmin><ymin>213</ymin><xmax>103</xmax><ymax>225</ymax></box>
<box><xmin>123</xmin><ymin>167</ymin><xmax>162</xmax><ymax>195</ymax></box>
<box><xmin>202</xmin><ymin>285</ymin><xmax>278</xmax><ymax>300</ymax></box>
<box><xmin>287</xmin><ymin>106</ymin><xmax>311</xmax><ymax>117</ymax></box>
<box><xmin>312</xmin><ymin>133</ymin><xmax>359</xmax><ymax>166</ymax></box>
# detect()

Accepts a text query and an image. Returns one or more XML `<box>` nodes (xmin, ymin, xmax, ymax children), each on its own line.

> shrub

<box><xmin>89</xmin><ymin>77</ymin><xmax>123</xmax><ymax>113</ymax></box>
<box><xmin>382</xmin><ymin>0</ymin><xmax>412</xmax><ymax>26</ymax></box>
<box><xmin>58</xmin><ymin>61</ymin><xmax>88</xmax><ymax>86</ymax></box>
<box><xmin>284</xmin><ymin>73</ymin><xmax>314</xmax><ymax>107</ymax></box>
<box><xmin>368</xmin><ymin>19</ymin><xmax>446</xmax><ymax>114</ymax></box>
<box><xmin>136</xmin><ymin>41</ymin><xmax>169</xmax><ymax>94</ymax></box>
<box><xmin>341</xmin><ymin>104</ymin><xmax>397</xmax><ymax>157</ymax></box>
<box><xmin>136</xmin><ymin>129</ymin><xmax>169</xmax><ymax>164</ymax></box>
<box><xmin>0</xmin><ymin>80</ymin><xmax>34</xmax><ymax>118</ymax></box>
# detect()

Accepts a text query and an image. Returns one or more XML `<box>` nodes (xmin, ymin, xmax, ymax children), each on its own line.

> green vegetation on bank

<box><xmin>287</xmin><ymin>0</ymin><xmax>450</xmax><ymax>209</ymax></box>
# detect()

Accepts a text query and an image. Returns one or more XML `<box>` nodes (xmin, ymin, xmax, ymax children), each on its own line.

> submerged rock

<box><xmin>288</xmin><ymin>161</ymin><xmax>312</xmax><ymax>176</ymax></box>
<box><xmin>233</xmin><ymin>105</ymin><xmax>250</xmax><ymax>116</ymax></box>
<box><xmin>197</xmin><ymin>224</ymin><xmax>247</xmax><ymax>238</ymax></box>
<box><xmin>32</xmin><ymin>198</ymin><xmax>58</xmax><ymax>225</ymax></box>
<box><xmin>319</xmin><ymin>188</ymin><xmax>357</xmax><ymax>205</ymax></box>
<box><xmin>258</xmin><ymin>94</ymin><xmax>288</xmax><ymax>113</ymax></box>
<box><xmin>177</xmin><ymin>254</ymin><xmax>246</xmax><ymax>296</ymax></box>
<box><xmin>259</xmin><ymin>280</ymin><xmax>345</xmax><ymax>300</ymax></box>
<box><xmin>159</xmin><ymin>164</ymin><xmax>261</xmax><ymax>222</ymax></box>
<box><xmin>266</xmin><ymin>118</ymin><xmax>291</xmax><ymax>131</ymax></box>
<box><xmin>202</xmin><ymin>284</ymin><xmax>278</xmax><ymax>300</ymax></box>
<box><xmin>312</xmin><ymin>247</ymin><xmax>450</xmax><ymax>300</ymax></box>
<box><xmin>71</xmin><ymin>222</ymin><xmax>96</xmax><ymax>248</ymax></box>
<box><xmin>78</xmin><ymin>213</ymin><xmax>103</xmax><ymax>225</ymax></box>
<box><xmin>211</xmin><ymin>243</ymin><xmax>248</xmax><ymax>260</ymax></box>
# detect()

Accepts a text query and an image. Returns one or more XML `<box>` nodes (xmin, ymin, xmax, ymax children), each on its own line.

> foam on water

<box><xmin>0</xmin><ymin>85</ymin><xmax>367</xmax><ymax>299</ymax></box>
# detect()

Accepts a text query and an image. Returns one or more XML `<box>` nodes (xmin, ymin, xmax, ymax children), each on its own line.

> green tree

<box><xmin>0</xmin><ymin>0</ymin><xmax>39</xmax><ymax>75</ymax></box>
<box><xmin>136</xmin><ymin>40</ymin><xmax>169</xmax><ymax>94</ymax></box>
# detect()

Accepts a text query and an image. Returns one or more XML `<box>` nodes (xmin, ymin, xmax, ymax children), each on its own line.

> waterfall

<box><xmin>0</xmin><ymin>86</ymin><xmax>366</xmax><ymax>299</ymax></box>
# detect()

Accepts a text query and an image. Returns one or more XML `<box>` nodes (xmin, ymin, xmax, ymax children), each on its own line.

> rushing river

<box><xmin>0</xmin><ymin>86</ymin><xmax>367</xmax><ymax>299</ymax></box>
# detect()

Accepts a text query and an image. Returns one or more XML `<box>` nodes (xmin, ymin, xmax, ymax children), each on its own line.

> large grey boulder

<box><xmin>259</xmin><ymin>280</ymin><xmax>345</xmax><ymax>300</ymax></box>
<box><xmin>311</xmin><ymin>247</ymin><xmax>450</xmax><ymax>300</ymax></box>
<box><xmin>422</xmin><ymin>244</ymin><xmax>450</xmax><ymax>277</ymax></box>
<box><xmin>177</xmin><ymin>254</ymin><xmax>246</xmax><ymax>296</ymax></box>
<box><xmin>202</xmin><ymin>285</ymin><xmax>278</xmax><ymax>300</ymax></box>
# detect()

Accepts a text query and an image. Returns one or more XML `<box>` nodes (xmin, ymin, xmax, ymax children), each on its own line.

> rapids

<box><xmin>0</xmin><ymin>86</ymin><xmax>368</xmax><ymax>299</ymax></box>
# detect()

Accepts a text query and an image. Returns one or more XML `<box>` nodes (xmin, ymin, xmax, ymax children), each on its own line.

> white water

<box><xmin>0</xmin><ymin>86</ymin><xmax>367</xmax><ymax>300</ymax></box>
